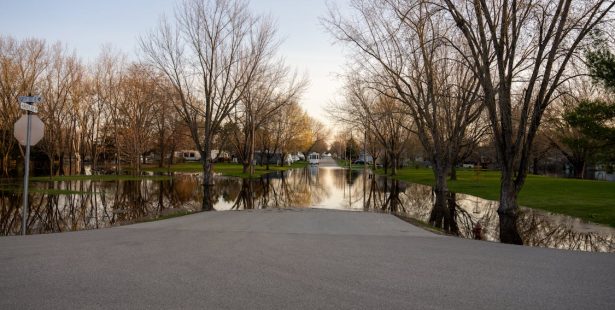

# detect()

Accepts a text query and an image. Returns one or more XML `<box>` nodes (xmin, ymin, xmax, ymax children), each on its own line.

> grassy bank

<box><xmin>143</xmin><ymin>161</ymin><xmax>308</xmax><ymax>178</ymax></box>
<box><xmin>378</xmin><ymin>167</ymin><xmax>615</xmax><ymax>227</ymax></box>
<box><xmin>335</xmin><ymin>159</ymin><xmax>371</xmax><ymax>170</ymax></box>
<box><xmin>0</xmin><ymin>162</ymin><xmax>308</xmax><ymax>194</ymax></box>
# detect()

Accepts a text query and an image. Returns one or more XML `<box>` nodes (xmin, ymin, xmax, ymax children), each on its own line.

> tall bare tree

<box><xmin>0</xmin><ymin>36</ymin><xmax>47</xmax><ymax>176</ymax></box>
<box><xmin>92</xmin><ymin>47</ymin><xmax>125</xmax><ymax>173</ymax></box>
<box><xmin>443</xmin><ymin>0</ymin><xmax>614</xmax><ymax>243</ymax></box>
<box><xmin>39</xmin><ymin>43</ymin><xmax>83</xmax><ymax>176</ymax></box>
<box><xmin>324</xmin><ymin>0</ymin><xmax>484</xmax><ymax>201</ymax></box>
<box><xmin>140</xmin><ymin>0</ymin><xmax>278</xmax><ymax>210</ymax></box>
<box><xmin>333</xmin><ymin>75</ymin><xmax>414</xmax><ymax>175</ymax></box>
<box><xmin>238</xmin><ymin>62</ymin><xmax>306</xmax><ymax>175</ymax></box>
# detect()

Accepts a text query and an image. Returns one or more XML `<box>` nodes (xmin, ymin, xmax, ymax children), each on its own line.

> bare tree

<box><xmin>324</xmin><ymin>0</ymin><xmax>484</xmax><ymax>198</ymax></box>
<box><xmin>237</xmin><ymin>61</ymin><xmax>306</xmax><ymax>175</ymax></box>
<box><xmin>442</xmin><ymin>0</ymin><xmax>614</xmax><ymax>243</ymax></box>
<box><xmin>140</xmin><ymin>0</ymin><xmax>279</xmax><ymax>210</ymax></box>
<box><xmin>39</xmin><ymin>43</ymin><xmax>83</xmax><ymax>176</ymax></box>
<box><xmin>0</xmin><ymin>36</ymin><xmax>47</xmax><ymax>176</ymax></box>
<box><xmin>92</xmin><ymin>47</ymin><xmax>126</xmax><ymax>174</ymax></box>
<box><xmin>115</xmin><ymin>64</ymin><xmax>163</xmax><ymax>174</ymax></box>
<box><xmin>332</xmin><ymin>74</ymin><xmax>414</xmax><ymax>175</ymax></box>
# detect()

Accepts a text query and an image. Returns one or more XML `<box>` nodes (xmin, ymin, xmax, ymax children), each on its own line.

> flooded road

<box><xmin>0</xmin><ymin>165</ymin><xmax>613</xmax><ymax>252</ymax></box>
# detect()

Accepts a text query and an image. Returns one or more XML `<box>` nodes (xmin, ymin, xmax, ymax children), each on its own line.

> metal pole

<box><xmin>21</xmin><ymin>110</ymin><xmax>32</xmax><ymax>235</ymax></box>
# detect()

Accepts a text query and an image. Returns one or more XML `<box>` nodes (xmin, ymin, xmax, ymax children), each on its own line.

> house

<box><xmin>174</xmin><ymin>150</ymin><xmax>231</xmax><ymax>162</ymax></box>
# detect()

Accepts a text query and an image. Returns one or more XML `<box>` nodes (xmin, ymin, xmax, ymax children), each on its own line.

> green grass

<box><xmin>143</xmin><ymin>161</ymin><xmax>309</xmax><ymax>178</ymax></box>
<box><xmin>378</xmin><ymin>167</ymin><xmax>615</xmax><ymax>227</ymax></box>
<box><xmin>335</xmin><ymin>159</ymin><xmax>372</xmax><ymax>170</ymax></box>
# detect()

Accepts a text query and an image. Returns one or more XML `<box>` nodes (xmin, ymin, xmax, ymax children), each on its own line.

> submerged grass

<box><xmin>335</xmin><ymin>159</ymin><xmax>372</xmax><ymax>170</ymax></box>
<box><xmin>29</xmin><ymin>175</ymin><xmax>172</xmax><ymax>182</ymax></box>
<box><xmin>378</xmin><ymin>167</ymin><xmax>615</xmax><ymax>227</ymax></box>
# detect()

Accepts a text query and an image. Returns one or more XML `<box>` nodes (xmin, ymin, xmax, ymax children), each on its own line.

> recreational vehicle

<box><xmin>308</xmin><ymin>152</ymin><xmax>320</xmax><ymax>165</ymax></box>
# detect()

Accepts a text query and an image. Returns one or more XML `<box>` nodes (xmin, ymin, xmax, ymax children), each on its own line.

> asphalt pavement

<box><xmin>1</xmin><ymin>208</ymin><xmax>613</xmax><ymax>309</ymax></box>
<box><xmin>318</xmin><ymin>155</ymin><xmax>339</xmax><ymax>167</ymax></box>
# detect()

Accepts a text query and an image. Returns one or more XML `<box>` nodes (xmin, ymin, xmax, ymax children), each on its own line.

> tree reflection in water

<box><xmin>0</xmin><ymin>168</ymin><xmax>612</xmax><ymax>252</ymax></box>
<box><xmin>359</xmin><ymin>171</ymin><xmax>612</xmax><ymax>252</ymax></box>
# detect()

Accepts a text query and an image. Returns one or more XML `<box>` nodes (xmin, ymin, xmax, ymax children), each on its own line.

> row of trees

<box><xmin>0</xmin><ymin>38</ymin><xmax>192</xmax><ymax>176</ymax></box>
<box><xmin>0</xmin><ymin>0</ymin><xmax>328</xmax><ymax>191</ymax></box>
<box><xmin>139</xmin><ymin>0</ymin><xmax>330</xmax><ymax>209</ymax></box>
<box><xmin>324</xmin><ymin>0</ymin><xmax>614</xmax><ymax>243</ymax></box>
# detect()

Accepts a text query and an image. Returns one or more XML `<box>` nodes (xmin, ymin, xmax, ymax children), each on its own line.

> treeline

<box><xmin>0</xmin><ymin>0</ymin><xmax>327</xmax><ymax>178</ymax></box>
<box><xmin>324</xmin><ymin>0</ymin><xmax>614</xmax><ymax>243</ymax></box>
<box><xmin>0</xmin><ymin>39</ymin><xmax>191</xmax><ymax>176</ymax></box>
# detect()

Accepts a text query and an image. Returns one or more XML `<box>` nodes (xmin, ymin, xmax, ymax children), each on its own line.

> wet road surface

<box><xmin>1</xmin><ymin>208</ymin><xmax>613</xmax><ymax>309</ymax></box>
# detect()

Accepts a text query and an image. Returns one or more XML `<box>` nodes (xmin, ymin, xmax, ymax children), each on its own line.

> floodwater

<box><xmin>0</xmin><ymin>166</ymin><xmax>613</xmax><ymax>252</ymax></box>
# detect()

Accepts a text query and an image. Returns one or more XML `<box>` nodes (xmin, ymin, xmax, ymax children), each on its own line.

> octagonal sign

<box><xmin>14</xmin><ymin>115</ymin><xmax>45</xmax><ymax>146</ymax></box>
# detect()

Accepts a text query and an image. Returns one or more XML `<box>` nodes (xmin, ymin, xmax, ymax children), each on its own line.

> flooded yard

<box><xmin>1</xmin><ymin>166</ymin><xmax>613</xmax><ymax>252</ymax></box>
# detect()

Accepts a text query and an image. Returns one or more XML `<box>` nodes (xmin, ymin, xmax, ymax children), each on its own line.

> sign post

<box><xmin>14</xmin><ymin>95</ymin><xmax>43</xmax><ymax>235</ymax></box>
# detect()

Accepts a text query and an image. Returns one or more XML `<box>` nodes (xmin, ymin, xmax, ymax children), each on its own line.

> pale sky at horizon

<box><xmin>0</xmin><ymin>0</ymin><xmax>349</xmax><ymax>124</ymax></box>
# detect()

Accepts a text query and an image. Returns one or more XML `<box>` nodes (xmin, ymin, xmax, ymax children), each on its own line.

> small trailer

<box><xmin>308</xmin><ymin>152</ymin><xmax>320</xmax><ymax>165</ymax></box>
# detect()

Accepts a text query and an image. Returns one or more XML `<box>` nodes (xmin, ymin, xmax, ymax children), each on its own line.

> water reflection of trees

<box><xmin>0</xmin><ymin>170</ymin><xmax>612</xmax><ymax>252</ymax></box>
<box><xmin>228</xmin><ymin>168</ymin><xmax>330</xmax><ymax>210</ymax></box>
<box><xmin>362</xmin><ymin>172</ymin><xmax>613</xmax><ymax>252</ymax></box>
<box><xmin>0</xmin><ymin>177</ymin><xmax>206</xmax><ymax>235</ymax></box>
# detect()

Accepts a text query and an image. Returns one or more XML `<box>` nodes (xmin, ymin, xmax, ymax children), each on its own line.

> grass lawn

<box><xmin>143</xmin><ymin>161</ymin><xmax>308</xmax><ymax>178</ymax></box>
<box><xmin>378</xmin><ymin>167</ymin><xmax>615</xmax><ymax>227</ymax></box>
<box><xmin>336</xmin><ymin>159</ymin><xmax>373</xmax><ymax>170</ymax></box>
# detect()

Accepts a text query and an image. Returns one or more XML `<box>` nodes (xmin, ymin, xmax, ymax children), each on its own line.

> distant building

<box><xmin>174</xmin><ymin>150</ymin><xmax>230</xmax><ymax>162</ymax></box>
<box><xmin>355</xmin><ymin>152</ymin><xmax>373</xmax><ymax>164</ymax></box>
<box><xmin>176</xmin><ymin>150</ymin><xmax>201</xmax><ymax>161</ymax></box>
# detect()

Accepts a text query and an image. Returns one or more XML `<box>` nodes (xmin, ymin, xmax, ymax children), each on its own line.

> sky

<box><xmin>0</xmin><ymin>0</ymin><xmax>349</xmax><ymax>124</ymax></box>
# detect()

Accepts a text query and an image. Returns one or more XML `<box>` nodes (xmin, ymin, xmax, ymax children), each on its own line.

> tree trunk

<box><xmin>158</xmin><ymin>135</ymin><xmax>166</xmax><ymax>168</ymax></box>
<box><xmin>428</xmin><ymin>190</ymin><xmax>459</xmax><ymax>235</ymax></box>
<box><xmin>201</xmin><ymin>135</ymin><xmax>215</xmax><ymax>211</ymax></box>
<box><xmin>59</xmin><ymin>152</ymin><xmax>65</xmax><ymax>176</ymax></box>
<box><xmin>383</xmin><ymin>152</ymin><xmax>388</xmax><ymax>175</ymax></box>
<box><xmin>249</xmin><ymin>126</ymin><xmax>255</xmax><ymax>175</ymax></box>
<box><xmin>572</xmin><ymin>160</ymin><xmax>586</xmax><ymax>179</ymax></box>
<box><xmin>497</xmin><ymin>170</ymin><xmax>523</xmax><ymax>244</ymax></box>
<box><xmin>201</xmin><ymin>159</ymin><xmax>214</xmax><ymax>211</ymax></box>
<box><xmin>391</xmin><ymin>153</ymin><xmax>398</xmax><ymax>176</ymax></box>
<box><xmin>450</xmin><ymin>166</ymin><xmax>457</xmax><ymax>181</ymax></box>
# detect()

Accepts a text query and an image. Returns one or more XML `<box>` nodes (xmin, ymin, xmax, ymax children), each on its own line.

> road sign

<box><xmin>14</xmin><ymin>114</ymin><xmax>45</xmax><ymax>146</ymax></box>
<box><xmin>18</xmin><ymin>95</ymin><xmax>42</xmax><ymax>103</ymax></box>
<box><xmin>20</xmin><ymin>102</ymin><xmax>38</xmax><ymax>113</ymax></box>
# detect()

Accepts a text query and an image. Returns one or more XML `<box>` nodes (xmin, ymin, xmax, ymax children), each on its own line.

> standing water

<box><xmin>0</xmin><ymin>166</ymin><xmax>613</xmax><ymax>252</ymax></box>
